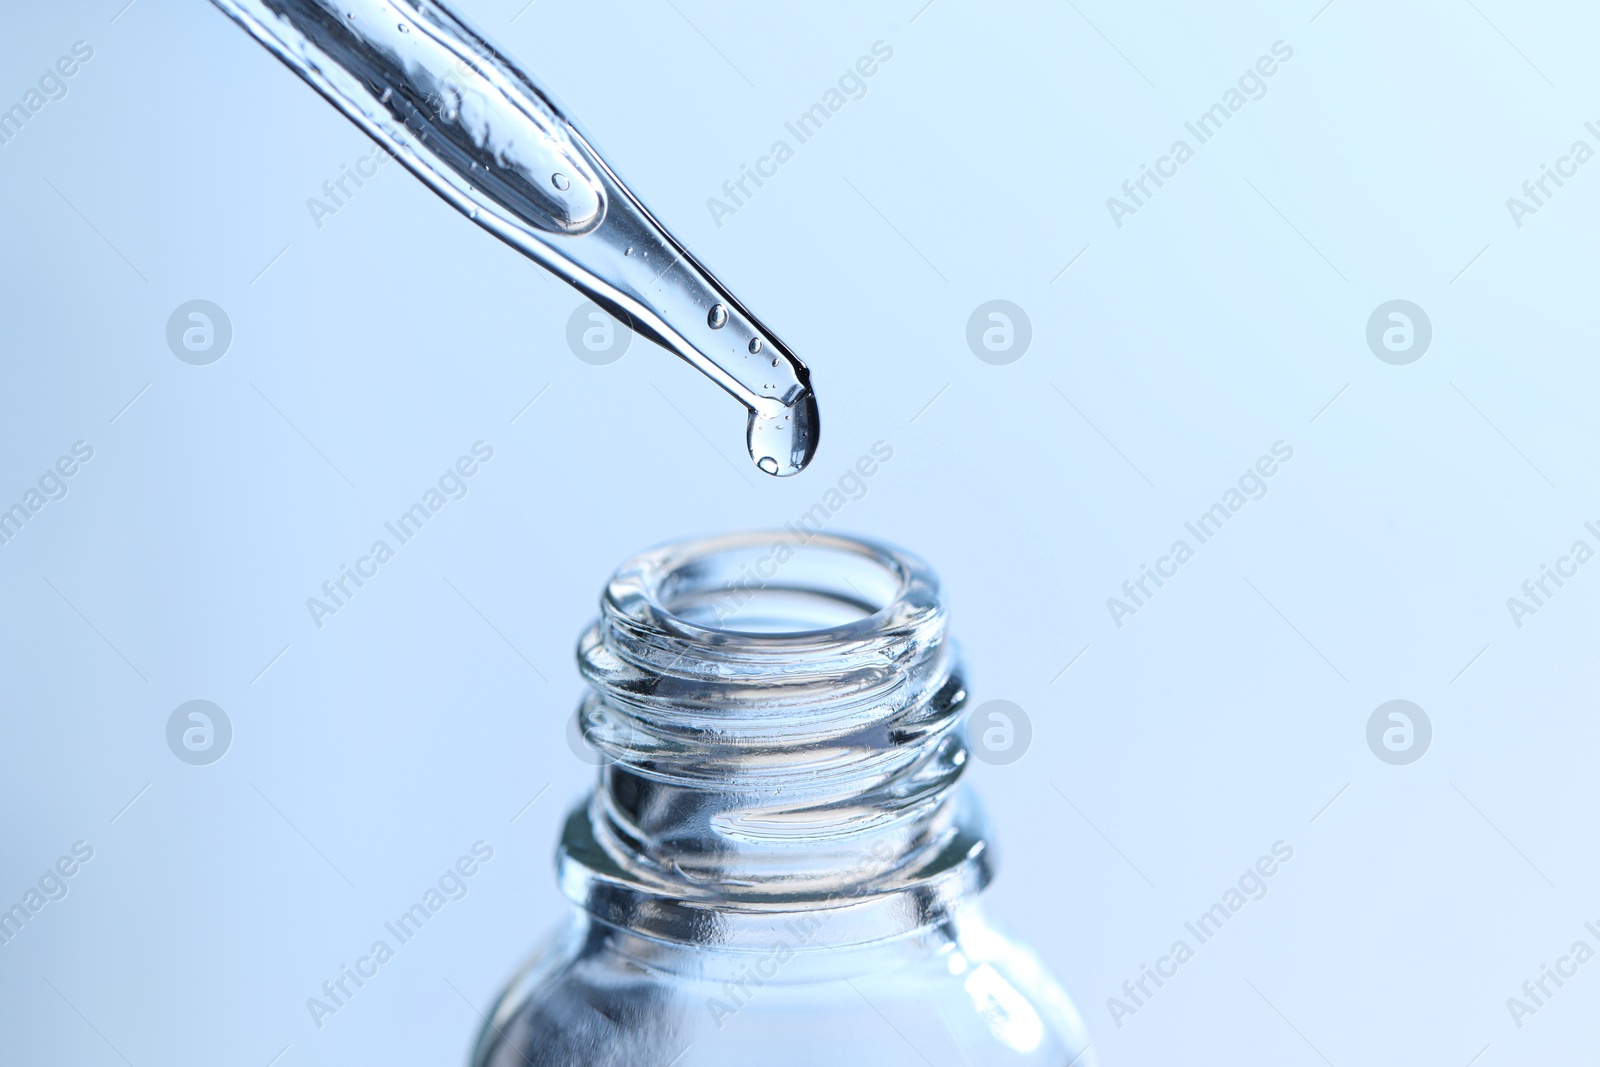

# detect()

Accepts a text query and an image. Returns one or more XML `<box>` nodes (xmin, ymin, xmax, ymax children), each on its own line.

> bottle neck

<box><xmin>555</xmin><ymin>532</ymin><xmax>994</xmax><ymax>948</ymax></box>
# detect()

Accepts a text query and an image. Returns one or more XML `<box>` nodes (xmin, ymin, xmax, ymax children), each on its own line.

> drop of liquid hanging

<box><xmin>708</xmin><ymin>304</ymin><xmax>728</xmax><ymax>329</ymax></box>
<box><xmin>552</xmin><ymin>173</ymin><xmax>570</xmax><ymax>190</ymax></box>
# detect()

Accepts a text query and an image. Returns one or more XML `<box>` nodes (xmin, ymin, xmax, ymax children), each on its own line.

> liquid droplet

<box><xmin>748</xmin><ymin>337</ymin><xmax>763</xmax><ymax>354</ymax></box>
<box><xmin>552</xmin><ymin>172</ymin><xmax>570</xmax><ymax>190</ymax></box>
<box><xmin>746</xmin><ymin>394</ymin><xmax>819</xmax><ymax>477</ymax></box>
<box><xmin>624</xmin><ymin>246</ymin><xmax>633</xmax><ymax>256</ymax></box>
<box><xmin>379</xmin><ymin>87</ymin><xmax>392</xmax><ymax>103</ymax></box>
<box><xmin>397</xmin><ymin>22</ymin><xmax>409</xmax><ymax>32</ymax></box>
<box><xmin>708</xmin><ymin>304</ymin><xmax>728</xmax><ymax>329</ymax></box>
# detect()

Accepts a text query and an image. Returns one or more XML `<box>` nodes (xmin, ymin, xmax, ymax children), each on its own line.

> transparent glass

<box><xmin>471</xmin><ymin>532</ymin><xmax>1094</xmax><ymax>1066</ymax></box>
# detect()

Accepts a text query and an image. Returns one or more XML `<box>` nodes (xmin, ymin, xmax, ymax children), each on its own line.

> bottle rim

<box><xmin>601</xmin><ymin>529</ymin><xmax>942</xmax><ymax>648</ymax></box>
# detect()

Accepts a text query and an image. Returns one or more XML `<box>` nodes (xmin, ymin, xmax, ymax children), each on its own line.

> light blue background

<box><xmin>3</xmin><ymin>0</ymin><xmax>1598</xmax><ymax>1063</ymax></box>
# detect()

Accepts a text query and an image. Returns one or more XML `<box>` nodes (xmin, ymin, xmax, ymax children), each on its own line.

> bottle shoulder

<box><xmin>472</xmin><ymin>906</ymin><xmax>1095</xmax><ymax>1067</ymax></box>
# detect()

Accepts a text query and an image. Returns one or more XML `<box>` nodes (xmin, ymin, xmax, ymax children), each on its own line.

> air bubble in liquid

<box><xmin>552</xmin><ymin>173</ymin><xmax>570</xmax><ymax>190</ymax></box>
<box><xmin>748</xmin><ymin>337</ymin><xmax>763</xmax><ymax>354</ymax></box>
<box><xmin>708</xmin><ymin>304</ymin><xmax>728</xmax><ymax>329</ymax></box>
<box><xmin>757</xmin><ymin>457</ymin><xmax>779</xmax><ymax>475</ymax></box>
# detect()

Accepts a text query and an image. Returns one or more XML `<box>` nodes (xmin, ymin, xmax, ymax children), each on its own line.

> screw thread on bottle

<box><xmin>558</xmin><ymin>532</ymin><xmax>993</xmax><ymax>944</ymax></box>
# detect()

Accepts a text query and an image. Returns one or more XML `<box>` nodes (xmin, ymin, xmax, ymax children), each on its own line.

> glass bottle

<box><xmin>472</xmin><ymin>532</ymin><xmax>1095</xmax><ymax>1066</ymax></box>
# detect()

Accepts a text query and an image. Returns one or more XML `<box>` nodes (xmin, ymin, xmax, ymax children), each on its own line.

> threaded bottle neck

<box><xmin>558</xmin><ymin>532</ymin><xmax>992</xmax><ymax>944</ymax></box>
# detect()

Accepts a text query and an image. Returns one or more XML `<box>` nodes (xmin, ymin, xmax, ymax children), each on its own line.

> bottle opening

<box><xmin>604</xmin><ymin>527</ymin><xmax>934</xmax><ymax>639</ymax></box>
<box><xmin>624</xmin><ymin>533</ymin><xmax>914</xmax><ymax>639</ymax></box>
